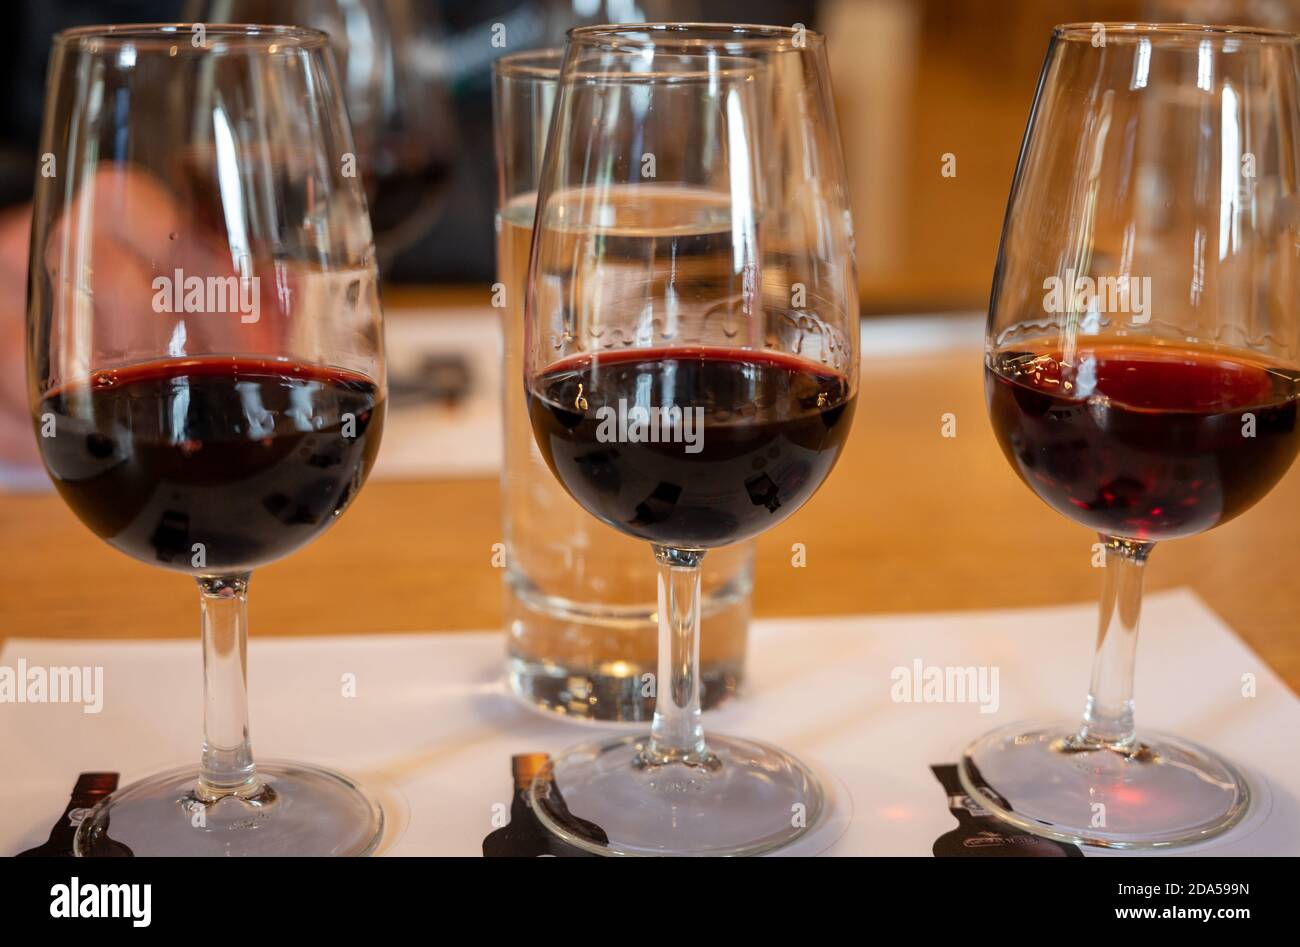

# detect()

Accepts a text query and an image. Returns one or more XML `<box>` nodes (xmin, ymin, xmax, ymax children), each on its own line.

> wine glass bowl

<box><xmin>527</xmin><ymin>345</ymin><xmax>856</xmax><ymax>548</ymax></box>
<box><xmin>523</xmin><ymin>24</ymin><xmax>858</xmax><ymax>856</ymax></box>
<box><xmin>986</xmin><ymin>340</ymin><xmax>1300</xmax><ymax>543</ymax></box>
<box><xmin>965</xmin><ymin>23</ymin><xmax>1300</xmax><ymax>848</ymax></box>
<box><xmin>28</xmin><ymin>24</ymin><xmax>387</xmax><ymax>856</ymax></box>
<box><xmin>36</xmin><ymin>358</ymin><xmax>384</xmax><ymax>576</ymax></box>
<box><xmin>191</xmin><ymin>0</ymin><xmax>458</xmax><ymax>266</ymax></box>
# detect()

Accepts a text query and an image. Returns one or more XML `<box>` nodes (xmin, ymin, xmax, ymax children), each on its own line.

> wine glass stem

<box><xmin>196</xmin><ymin>574</ymin><xmax>260</xmax><ymax>800</ymax></box>
<box><xmin>644</xmin><ymin>546</ymin><xmax>717</xmax><ymax>768</ymax></box>
<box><xmin>1076</xmin><ymin>536</ymin><xmax>1153</xmax><ymax>749</ymax></box>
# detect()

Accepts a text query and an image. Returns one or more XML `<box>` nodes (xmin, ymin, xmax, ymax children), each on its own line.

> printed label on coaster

<box><xmin>482</xmin><ymin>753</ymin><xmax>604</xmax><ymax>857</ymax></box>
<box><xmin>18</xmin><ymin>772</ymin><xmax>122</xmax><ymax>857</ymax></box>
<box><xmin>931</xmin><ymin>763</ymin><xmax>1083</xmax><ymax>857</ymax></box>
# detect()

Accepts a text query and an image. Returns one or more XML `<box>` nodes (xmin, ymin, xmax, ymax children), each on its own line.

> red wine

<box><xmin>528</xmin><ymin>347</ymin><xmax>854</xmax><ymax>547</ymax></box>
<box><xmin>36</xmin><ymin>357</ymin><xmax>384</xmax><ymax>573</ymax></box>
<box><xmin>364</xmin><ymin>157</ymin><xmax>453</xmax><ymax>252</ymax></box>
<box><xmin>987</xmin><ymin>342</ymin><xmax>1300</xmax><ymax>541</ymax></box>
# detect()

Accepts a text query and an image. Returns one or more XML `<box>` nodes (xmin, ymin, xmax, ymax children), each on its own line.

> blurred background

<box><xmin>8</xmin><ymin>1</ymin><xmax>1300</xmax><ymax>292</ymax></box>
<box><xmin>4</xmin><ymin>0</ymin><xmax>1300</xmax><ymax>468</ymax></box>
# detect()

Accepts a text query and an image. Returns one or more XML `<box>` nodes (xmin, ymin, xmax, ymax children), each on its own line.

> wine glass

<box><xmin>524</xmin><ymin>24</ymin><xmax>859</xmax><ymax>856</ymax></box>
<box><xmin>28</xmin><ymin>25</ymin><xmax>387</xmax><ymax>856</ymax></box>
<box><xmin>967</xmin><ymin>23</ymin><xmax>1300</xmax><ymax>848</ymax></box>
<box><xmin>193</xmin><ymin>0</ymin><xmax>458</xmax><ymax>267</ymax></box>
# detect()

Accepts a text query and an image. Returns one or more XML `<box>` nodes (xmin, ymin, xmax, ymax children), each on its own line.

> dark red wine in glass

<box><xmin>527</xmin><ymin>346</ymin><xmax>856</xmax><ymax>548</ymax></box>
<box><xmin>28</xmin><ymin>23</ymin><xmax>389</xmax><ymax>858</ymax></box>
<box><xmin>36</xmin><ymin>357</ymin><xmax>384</xmax><ymax>574</ymax></box>
<box><xmin>520</xmin><ymin>26</ymin><xmax>859</xmax><ymax>857</ymax></box>
<box><xmin>987</xmin><ymin>341</ymin><xmax>1300</xmax><ymax>541</ymax></box>
<box><xmin>964</xmin><ymin>23</ymin><xmax>1300</xmax><ymax>851</ymax></box>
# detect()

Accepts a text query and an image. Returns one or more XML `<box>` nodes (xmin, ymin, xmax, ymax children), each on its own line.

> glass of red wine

<box><xmin>191</xmin><ymin>0</ymin><xmax>458</xmax><ymax>269</ymax></box>
<box><xmin>966</xmin><ymin>23</ymin><xmax>1300</xmax><ymax>848</ymax></box>
<box><xmin>523</xmin><ymin>24</ymin><xmax>859</xmax><ymax>855</ymax></box>
<box><xmin>28</xmin><ymin>25</ymin><xmax>387</xmax><ymax>855</ymax></box>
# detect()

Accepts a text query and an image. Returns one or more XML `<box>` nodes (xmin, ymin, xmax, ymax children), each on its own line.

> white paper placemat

<box><xmin>373</xmin><ymin>308</ymin><xmax>503</xmax><ymax>480</ymax></box>
<box><xmin>2</xmin><ymin>588</ymin><xmax>1295</xmax><ymax>856</ymax></box>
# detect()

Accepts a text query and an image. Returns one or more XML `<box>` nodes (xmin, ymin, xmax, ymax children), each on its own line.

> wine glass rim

<box><xmin>1053</xmin><ymin>21</ymin><xmax>1299</xmax><ymax>43</ymax></box>
<box><xmin>493</xmin><ymin>48</ymin><xmax>564</xmax><ymax>80</ymax></box>
<box><xmin>54</xmin><ymin>23</ymin><xmax>330</xmax><ymax>50</ymax></box>
<box><xmin>568</xmin><ymin>22</ymin><xmax>825</xmax><ymax>50</ymax></box>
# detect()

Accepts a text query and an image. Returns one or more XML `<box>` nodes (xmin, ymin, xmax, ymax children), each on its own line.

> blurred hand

<box><xmin>40</xmin><ymin>166</ymin><xmax>284</xmax><ymax>362</ymax></box>
<box><xmin>4</xmin><ymin>163</ymin><xmax>304</xmax><ymax>474</ymax></box>
<box><xmin>0</xmin><ymin>204</ymin><xmax>35</xmax><ymax>468</ymax></box>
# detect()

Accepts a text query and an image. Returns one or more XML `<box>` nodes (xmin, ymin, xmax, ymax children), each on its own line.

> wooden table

<box><xmin>3</xmin><ymin>297</ymin><xmax>1298</xmax><ymax>694</ymax></box>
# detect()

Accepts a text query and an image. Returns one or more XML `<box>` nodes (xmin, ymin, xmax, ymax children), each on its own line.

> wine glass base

<box><xmin>73</xmin><ymin>760</ymin><xmax>384</xmax><ymax>856</ymax></box>
<box><xmin>959</xmin><ymin>721</ymin><xmax>1250</xmax><ymax>849</ymax></box>
<box><xmin>528</xmin><ymin>733</ymin><xmax>824</xmax><ymax>856</ymax></box>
